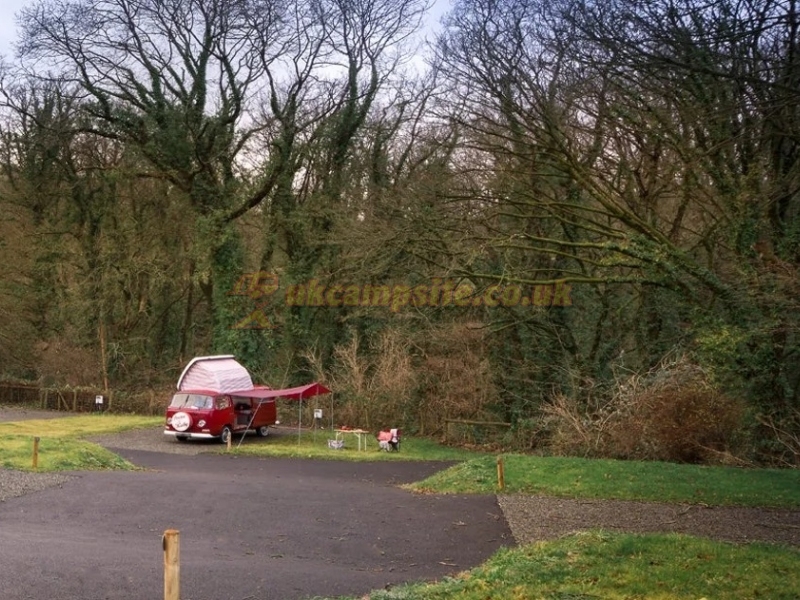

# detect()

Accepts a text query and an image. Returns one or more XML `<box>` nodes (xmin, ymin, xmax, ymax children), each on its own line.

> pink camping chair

<box><xmin>377</xmin><ymin>428</ymin><xmax>401</xmax><ymax>452</ymax></box>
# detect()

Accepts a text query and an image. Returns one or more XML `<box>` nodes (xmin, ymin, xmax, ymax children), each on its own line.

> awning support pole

<box><xmin>297</xmin><ymin>398</ymin><xmax>302</xmax><ymax>444</ymax></box>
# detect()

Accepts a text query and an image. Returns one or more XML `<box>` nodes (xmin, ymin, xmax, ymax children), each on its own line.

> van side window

<box><xmin>216</xmin><ymin>397</ymin><xmax>231</xmax><ymax>410</ymax></box>
<box><xmin>232</xmin><ymin>397</ymin><xmax>251</xmax><ymax>411</ymax></box>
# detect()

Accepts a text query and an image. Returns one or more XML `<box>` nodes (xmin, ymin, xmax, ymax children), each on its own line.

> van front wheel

<box><xmin>220</xmin><ymin>426</ymin><xmax>232</xmax><ymax>445</ymax></box>
<box><xmin>255</xmin><ymin>425</ymin><xmax>270</xmax><ymax>437</ymax></box>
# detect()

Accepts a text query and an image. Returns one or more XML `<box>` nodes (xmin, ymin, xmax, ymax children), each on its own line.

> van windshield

<box><xmin>170</xmin><ymin>393</ymin><xmax>213</xmax><ymax>409</ymax></box>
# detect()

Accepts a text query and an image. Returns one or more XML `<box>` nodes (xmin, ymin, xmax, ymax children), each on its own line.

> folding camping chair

<box><xmin>377</xmin><ymin>428</ymin><xmax>401</xmax><ymax>452</ymax></box>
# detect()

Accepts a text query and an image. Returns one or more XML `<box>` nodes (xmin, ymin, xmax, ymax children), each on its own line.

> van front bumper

<box><xmin>164</xmin><ymin>429</ymin><xmax>215</xmax><ymax>439</ymax></box>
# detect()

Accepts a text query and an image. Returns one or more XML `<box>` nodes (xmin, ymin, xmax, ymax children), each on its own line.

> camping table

<box><xmin>334</xmin><ymin>429</ymin><xmax>371</xmax><ymax>451</ymax></box>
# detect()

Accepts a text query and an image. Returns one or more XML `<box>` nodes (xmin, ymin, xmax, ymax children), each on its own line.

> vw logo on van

<box><xmin>171</xmin><ymin>411</ymin><xmax>192</xmax><ymax>432</ymax></box>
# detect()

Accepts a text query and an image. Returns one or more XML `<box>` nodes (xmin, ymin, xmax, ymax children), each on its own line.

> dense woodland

<box><xmin>0</xmin><ymin>0</ymin><xmax>799</xmax><ymax>465</ymax></box>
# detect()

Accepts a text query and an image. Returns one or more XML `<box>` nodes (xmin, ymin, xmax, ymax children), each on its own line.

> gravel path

<box><xmin>498</xmin><ymin>494</ymin><xmax>800</xmax><ymax>547</ymax></box>
<box><xmin>2</xmin><ymin>407</ymin><xmax>799</xmax><ymax>549</ymax></box>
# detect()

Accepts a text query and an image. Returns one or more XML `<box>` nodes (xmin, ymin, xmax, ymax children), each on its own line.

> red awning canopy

<box><xmin>230</xmin><ymin>382</ymin><xmax>331</xmax><ymax>401</ymax></box>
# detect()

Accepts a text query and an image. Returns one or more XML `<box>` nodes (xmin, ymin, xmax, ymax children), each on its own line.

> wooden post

<box><xmin>32</xmin><ymin>437</ymin><xmax>40</xmax><ymax>470</ymax></box>
<box><xmin>163</xmin><ymin>529</ymin><xmax>180</xmax><ymax>600</ymax></box>
<box><xmin>226</xmin><ymin>433</ymin><xmax>232</xmax><ymax>452</ymax></box>
<box><xmin>99</xmin><ymin>320</ymin><xmax>110</xmax><ymax>395</ymax></box>
<box><xmin>496</xmin><ymin>455</ymin><xmax>505</xmax><ymax>491</ymax></box>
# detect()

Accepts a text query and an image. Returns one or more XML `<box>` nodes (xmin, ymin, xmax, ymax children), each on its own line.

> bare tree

<box><xmin>429</xmin><ymin>0</ymin><xmax>800</xmax><ymax>410</ymax></box>
<box><xmin>11</xmin><ymin>0</ymin><xmax>433</xmax><ymax>367</ymax></box>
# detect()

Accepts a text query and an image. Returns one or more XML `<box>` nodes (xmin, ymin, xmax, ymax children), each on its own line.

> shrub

<box><xmin>303</xmin><ymin>328</ymin><xmax>418</xmax><ymax>430</ymax></box>
<box><xmin>605</xmin><ymin>384</ymin><xmax>749</xmax><ymax>464</ymax></box>
<box><xmin>540</xmin><ymin>355</ymin><xmax>752</xmax><ymax>465</ymax></box>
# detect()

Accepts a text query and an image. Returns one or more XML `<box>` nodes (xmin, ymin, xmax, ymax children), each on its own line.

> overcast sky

<box><xmin>0</xmin><ymin>0</ymin><xmax>29</xmax><ymax>59</ymax></box>
<box><xmin>0</xmin><ymin>0</ymin><xmax>451</xmax><ymax>61</ymax></box>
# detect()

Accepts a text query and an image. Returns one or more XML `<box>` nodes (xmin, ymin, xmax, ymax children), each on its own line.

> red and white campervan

<box><xmin>164</xmin><ymin>355</ymin><xmax>277</xmax><ymax>444</ymax></box>
<box><xmin>164</xmin><ymin>355</ymin><xmax>331</xmax><ymax>444</ymax></box>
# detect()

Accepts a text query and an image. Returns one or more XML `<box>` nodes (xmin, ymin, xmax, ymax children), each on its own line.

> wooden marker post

<box><xmin>32</xmin><ymin>437</ymin><xmax>40</xmax><ymax>470</ymax></box>
<box><xmin>163</xmin><ymin>529</ymin><xmax>180</xmax><ymax>600</ymax></box>
<box><xmin>496</xmin><ymin>455</ymin><xmax>505</xmax><ymax>491</ymax></box>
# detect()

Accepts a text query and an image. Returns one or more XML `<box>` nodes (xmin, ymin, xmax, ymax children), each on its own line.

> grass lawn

<box><xmin>0</xmin><ymin>413</ymin><xmax>162</xmax><ymax>471</ymax></box>
<box><xmin>232</xmin><ymin>427</ymin><xmax>479</xmax><ymax>462</ymax></box>
<box><xmin>0</xmin><ymin>414</ymin><xmax>162</xmax><ymax>438</ymax></box>
<box><xmin>411</xmin><ymin>453</ymin><xmax>800</xmax><ymax>508</ymax></box>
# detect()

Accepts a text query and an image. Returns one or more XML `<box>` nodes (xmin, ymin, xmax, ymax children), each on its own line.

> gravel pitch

<box><xmin>498</xmin><ymin>493</ymin><xmax>800</xmax><ymax>547</ymax></box>
<box><xmin>88</xmin><ymin>424</ymin><xmax>218</xmax><ymax>455</ymax></box>
<box><xmin>0</xmin><ymin>470</ymin><xmax>74</xmax><ymax>503</ymax></box>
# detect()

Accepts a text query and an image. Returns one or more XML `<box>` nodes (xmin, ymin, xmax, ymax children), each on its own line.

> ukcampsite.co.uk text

<box><xmin>281</xmin><ymin>278</ymin><xmax>572</xmax><ymax>311</ymax></box>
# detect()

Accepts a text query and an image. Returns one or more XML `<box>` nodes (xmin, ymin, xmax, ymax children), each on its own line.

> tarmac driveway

<box><xmin>0</xmin><ymin>448</ymin><xmax>513</xmax><ymax>600</ymax></box>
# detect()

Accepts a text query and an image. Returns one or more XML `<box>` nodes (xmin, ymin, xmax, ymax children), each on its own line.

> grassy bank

<box><xmin>312</xmin><ymin>531</ymin><xmax>800</xmax><ymax>600</ymax></box>
<box><xmin>0</xmin><ymin>414</ymin><xmax>162</xmax><ymax>471</ymax></box>
<box><xmin>411</xmin><ymin>453</ymin><xmax>800</xmax><ymax>508</ymax></box>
